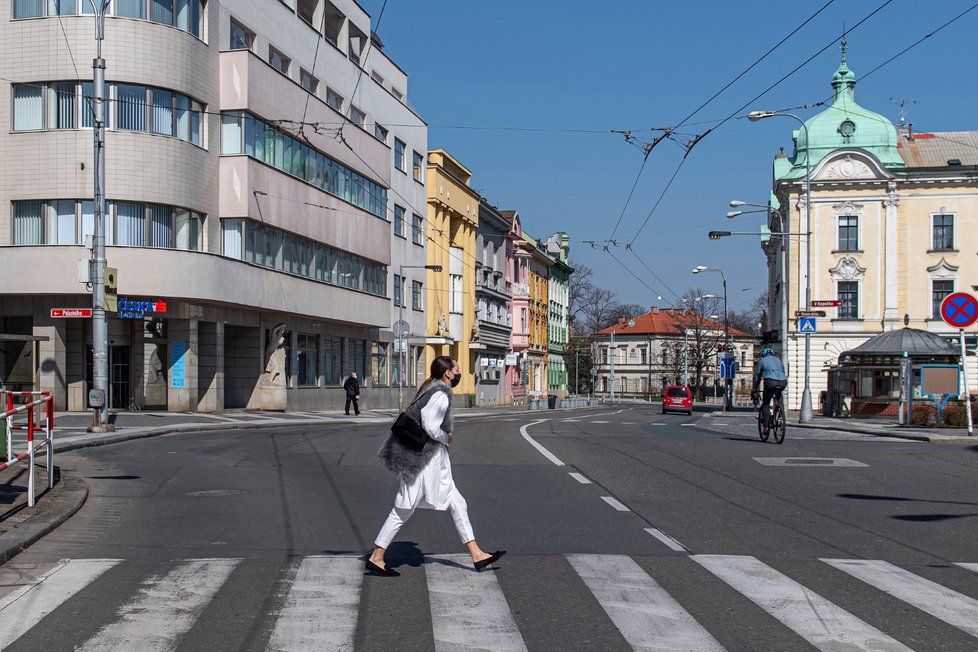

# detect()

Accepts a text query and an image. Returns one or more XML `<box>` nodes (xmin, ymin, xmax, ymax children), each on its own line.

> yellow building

<box><xmin>424</xmin><ymin>150</ymin><xmax>480</xmax><ymax>403</ymax></box>
<box><xmin>759</xmin><ymin>44</ymin><xmax>978</xmax><ymax>412</ymax></box>
<box><xmin>524</xmin><ymin>234</ymin><xmax>552</xmax><ymax>396</ymax></box>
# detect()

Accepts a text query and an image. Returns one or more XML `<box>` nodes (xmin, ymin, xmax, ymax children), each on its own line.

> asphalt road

<box><xmin>2</xmin><ymin>405</ymin><xmax>978</xmax><ymax>651</ymax></box>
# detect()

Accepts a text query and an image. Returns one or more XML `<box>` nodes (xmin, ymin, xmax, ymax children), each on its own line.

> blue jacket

<box><xmin>753</xmin><ymin>355</ymin><xmax>787</xmax><ymax>391</ymax></box>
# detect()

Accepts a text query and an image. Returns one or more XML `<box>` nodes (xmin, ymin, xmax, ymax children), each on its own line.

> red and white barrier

<box><xmin>1</xmin><ymin>391</ymin><xmax>55</xmax><ymax>507</ymax></box>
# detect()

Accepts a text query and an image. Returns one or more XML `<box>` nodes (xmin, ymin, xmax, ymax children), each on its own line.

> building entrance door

<box><xmin>110</xmin><ymin>345</ymin><xmax>131</xmax><ymax>409</ymax></box>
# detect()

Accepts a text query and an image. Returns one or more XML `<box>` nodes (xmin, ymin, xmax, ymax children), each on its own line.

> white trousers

<box><xmin>374</xmin><ymin>489</ymin><xmax>475</xmax><ymax>549</ymax></box>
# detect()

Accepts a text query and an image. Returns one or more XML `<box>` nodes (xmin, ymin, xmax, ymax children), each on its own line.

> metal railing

<box><xmin>2</xmin><ymin>391</ymin><xmax>55</xmax><ymax>507</ymax></box>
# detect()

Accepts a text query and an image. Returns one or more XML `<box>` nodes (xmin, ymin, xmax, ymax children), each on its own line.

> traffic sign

<box><xmin>718</xmin><ymin>357</ymin><xmax>737</xmax><ymax>380</ymax></box>
<box><xmin>51</xmin><ymin>308</ymin><xmax>92</xmax><ymax>318</ymax></box>
<box><xmin>795</xmin><ymin>310</ymin><xmax>826</xmax><ymax>318</ymax></box>
<box><xmin>811</xmin><ymin>300</ymin><xmax>842</xmax><ymax>308</ymax></box>
<box><xmin>798</xmin><ymin>317</ymin><xmax>817</xmax><ymax>333</ymax></box>
<box><xmin>940</xmin><ymin>292</ymin><xmax>978</xmax><ymax>328</ymax></box>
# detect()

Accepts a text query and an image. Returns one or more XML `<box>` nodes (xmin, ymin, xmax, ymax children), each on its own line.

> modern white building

<box><xmin>0</xmin><ymin>0</ymin><xmax>425</xmax><ymax>412</ymax></box>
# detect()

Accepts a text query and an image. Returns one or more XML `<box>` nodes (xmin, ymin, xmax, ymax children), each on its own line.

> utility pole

<box><xmin>88</xmin><ymin>0</ymin><xmax>112</xmax><ymax>432</ymax></box>
<box><xmin>683</xmin><ymin>329</ymin><xmax>689</xmax><ymax>386</ymax></box>
<box><xmin>609</xmin><ymin>328</ymin><xmax>616</xmax><ymax>402</ymax></box>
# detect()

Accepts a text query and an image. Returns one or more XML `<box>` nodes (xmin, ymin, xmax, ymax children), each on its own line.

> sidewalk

<box><xmin>0</xmin><ymin>400</ymin><xmax>601</xmax><ymax>564</ymax></box>
<box><xmin>702</xmin><ymin>410</ymin><xmax>977</xmax><ymax>443</ymax></box>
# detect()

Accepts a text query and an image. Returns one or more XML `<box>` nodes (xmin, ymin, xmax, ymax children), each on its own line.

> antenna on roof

<box><xmin>889</xmin><ymin>98</ymin><xmax>917</xmax><ymax>134</ymax></box>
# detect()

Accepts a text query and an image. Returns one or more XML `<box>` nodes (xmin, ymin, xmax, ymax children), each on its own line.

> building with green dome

<box><xmin>757</xmin><ymin>41</ymin><xmax>978</xmax><ymax>416</ymax></box>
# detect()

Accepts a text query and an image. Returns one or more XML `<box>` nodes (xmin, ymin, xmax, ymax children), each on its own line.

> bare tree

<box><xmin>727</xmin><ymin>291</ymin><xmax>768</xmax><ymax>336</ymax></box>
<box><xmin>568</xmin><ymin>261</ymin><xmax>594</xmax><ymax>334</ymax></box>
<box><xmin>614</xmin><ymin>303</ymin><xmax>648</xmax><ymax>322</ymax></box>
<box><xmin>579</xmin><ymin>287</ymin><xmax>620</xmax><ymax>335</ymax></box>
<box><xmin>674</xmin><ymin>289</ymin><xmax>725</xmax><ymax>396</ymax></box>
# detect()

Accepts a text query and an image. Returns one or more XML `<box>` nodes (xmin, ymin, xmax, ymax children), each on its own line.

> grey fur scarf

<box><xmin>378</xmin><ymin>380</ymin><xmax>453</xmax><ymax>484</ymax></box>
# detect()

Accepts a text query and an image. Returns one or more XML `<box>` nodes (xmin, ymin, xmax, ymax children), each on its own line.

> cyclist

<box><xmin>752</xmin><ymin>347</ymin><xmax>788</xmax><ymax>433</ymax></box>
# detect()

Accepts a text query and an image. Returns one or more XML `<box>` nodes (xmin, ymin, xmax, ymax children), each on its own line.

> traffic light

<box><xmin>104</xmin><ymin>266</ymin><xmax>118</xmax><ymax>312</ymax></box>
<box><xmin>760</xmin><ymin>225</ymin><xmax>772</xmax><ymax>244</ymax></box>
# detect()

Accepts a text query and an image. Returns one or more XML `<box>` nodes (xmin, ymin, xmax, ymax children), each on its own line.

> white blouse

<box><xmin>393</xmin><ymin>391</ymin><xmax>458</xmax><ymax>511</ymax></box>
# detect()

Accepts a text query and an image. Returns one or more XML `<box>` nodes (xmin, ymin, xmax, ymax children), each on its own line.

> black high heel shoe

<box><xmin>365</xmin><ymin>560</ymin><xmax>400</xmax><ymax>577</ymax></box>
<box><xmin>474</xmin><ymin>550</ymin><xmax>506</xmax><ymax>572</ymax></box>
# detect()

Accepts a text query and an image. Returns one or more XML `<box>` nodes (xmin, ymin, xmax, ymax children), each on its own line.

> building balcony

<box><xmin>509</xmin><ymin>282</ymin><xmax>530</xmax><ymax>298</ymax></box>
<box><xmin>511</xmin><ymin>334</ymin><xmax>530</xmax><ymax>349</ymax></box>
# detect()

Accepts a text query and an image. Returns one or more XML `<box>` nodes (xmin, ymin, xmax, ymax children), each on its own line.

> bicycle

<box><xmin>754</xmin><ymin>389</ymin><xmax>786</xmax><ymax>444</ymax></box>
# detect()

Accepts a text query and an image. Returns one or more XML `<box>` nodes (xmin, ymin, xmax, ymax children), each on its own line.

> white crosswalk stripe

<box><xmin>4</xmin><ymin>553</ymin><xmax>978</xmax><ymax>649</ymax></box>
<box><xmin>425</xmin><ymin>554</ymin><xmax>528</xmax><ymax>651</ymax></box>
<box><xmin>567</xmin><ymin>554</ymin><xmax>724</xmax><ymax>651</ymax></box>
<box><xmin>267</xmin><ymin>555</ymin><xmax>363</xmax><ymax>651</ymax></box>
<box><xmin>77</xmin><ymin>558</ymin><xmax>239</xmax><ymax>652</ymax></box>
<box><xmin>693</xmin><ymin>554</ymin><xmax>911</xmax><ymax>651</ymax></box>
<box><xmin>824</xmin><ymin>558</ymin><xmax>978</xmax><ymax>640</ymax></box>
<box><xmin>0</xmin><ymin>558</ymin><xmax>120</xmax><ymax>649</ymax></box>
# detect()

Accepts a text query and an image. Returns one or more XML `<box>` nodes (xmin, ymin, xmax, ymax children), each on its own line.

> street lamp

<box><xmin>692</xmin><ymin>266</ymin><xmax>730</xmax><ymax>410</ymax></box>
<box><xmin>747</xmin><ymin>110</ymin><xmax>814</xmax><ymax>422</ymax></box>
<box><xmin>397</xmin><ymin>264</ymin><xmax>442</xmax><ymax>409</ymax></box>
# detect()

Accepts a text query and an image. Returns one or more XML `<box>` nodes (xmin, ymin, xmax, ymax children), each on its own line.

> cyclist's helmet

<box><xmin>760</xmin><ymin>347</ymin><xmax>775</xmax><ymax>357</ymax></box>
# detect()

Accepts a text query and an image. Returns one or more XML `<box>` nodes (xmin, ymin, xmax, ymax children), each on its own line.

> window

<box><xmin>269</xmin><ymin>46</ymin><xmax>291</xmax><ymax>75</ymax></box>
<box><xmin>838</xmin><ymin>281</ymin><xmax>858</xmax><ymax>319</ymax></box>
<box><xmin>411</xmin><ymin>214</ymin><xmax>423</xmax><ymax>245</ymax></box>
<box><xmin>295</xmin><ymin>334</ymin><xmax>319</xmax><ymax>386</ymax></box>
<box><xmin>371</xmin><ymin>343</ymin><xmax>388</xmax><ymax>385</ymax></box>
<box><xmin>115</xmin><ymin>85</ymin><xmax>147</xmax><ymax>131</ymax></box>
<box><xmin>151</xmin><ymin>0</ymin><xmax>173</xmax><ymax>24</ymax></box>
<box><xmin>838</xmin><ymin>215</ymin><xmax>858</xmax><ymax>251</ymax></box>
<box><xmin>394</xmin><ymin>139</ymin><xmax>406</xmax><ymax>172</ymax></box>
<box><xmin>393</xmin><ymin>274</ymin><xmax>403</xmax><ymax>307</ymax></box>
<box><xmin>350</xmin><ymin>339</ymin><xmax>367</xmax><ymax>379</ymax></box>
<box><xmin>49</xmin><ymin>82</ymin><xmax>76</xmax><ymax>129</ymax></box>
<box><xmin>297</xmin><ymin>0</ymin><xmax>317</xmax><ymax>25</ymax></box>
<box><xmin>374</xmin><ymin>123</ymin><xmax>388</xmax><ymax>143</ymax></box>
<box><xmin>14</xmin><ymin>0</ymin><xmax>201</xmax><ymax>34</ymax></box>
<box><xmin>300</xmin><ymin>69</ymin><xmax>318</xmax><ymax>94</ymax></box>
<box><xmin>324</xmin><ymin>336</ymin><xmax>343</xmax><ymax>385</ymax></box>
<box><xmin>391</xmin><ymin>87</ymin><xmax>403</xmax><ymax>100</ymax></box>
<box><xmin>371</xmin><ymin>70</ymin><xmax>384</xmax><ymax>85</ymax></box>
<box><xmin>349</xmin><ymin>106</ymin><xmax>365</xmax><ymax>128</ymax></box>
<box><xmin>116</xmin><ymin>0</ymin><xmax>146</xmax><ymax>19</ymax></box>
<box><xmin>393</xmin><ymin>205</ymin><xmax>405</xmax><ymax>237</ymax></box>
<box><xmin>12</xmin><ymin>84</ymin><xmax>42</xmax><ymax>131</ymax></box>
<box><xmin>933</xmin><ymin>214</ymin><xmax>954</xmax><ymax>250</ymax></box>
<box><xmin>230</xmin><ymin>19</ymin><xmax>255</xmax><ymax>50</ymax></box>
<box><xmin>115</xmin><ymin>202</ymin><xmax>146</xmax><ymax>246</ymax></box>
<box><xmin>450</xmin><ymin>274</ymin><xmax>463</xmax><ymax>314</ymax></box>
<box><xmin>326</xmin><ymin>88</ymin><xmax>343</xmax><ymax>112</ymax></box>
<box><xmin>412</xmin><ymin>151</ymin><xmax>424</xmax><ymax>183</ymax></box>
<box><xmin>412</xmin><ymin>280</ymin><xmax>423</xmax><ymax>310</ymax></box>
<box><xmin>932</xmin><ymin>280</ymin><xmax>954</xmax><ymax>318</ymax></box>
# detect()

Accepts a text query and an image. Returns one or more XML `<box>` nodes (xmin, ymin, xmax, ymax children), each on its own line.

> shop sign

<box><xmin>505</xmin><ymin>354</ymin><xmax>518</xmax><ymax>366</ymax></box>
<box><xmin>117</xmin><ymin>297</ymin><xmax>168</xmax><ymax>319</ymax></box>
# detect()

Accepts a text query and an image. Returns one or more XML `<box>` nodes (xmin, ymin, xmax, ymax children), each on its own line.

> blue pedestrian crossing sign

<box><xmin>798</xmin><ymin>317</ymin><xmax>817</xmax><ymax>333</ymax></box>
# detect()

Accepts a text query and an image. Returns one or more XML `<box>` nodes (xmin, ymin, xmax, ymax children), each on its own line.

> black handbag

<box><xmin>391</xmin><ymin>411</ymin><xmax>428</xmax><ymax>451</ymax></box>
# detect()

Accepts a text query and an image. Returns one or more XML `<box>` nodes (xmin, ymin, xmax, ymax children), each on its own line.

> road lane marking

<box><xmin>0</xmin><ymin>559</ymin><xmax>121</xmax><ymax>649</ymax></box>
<box><xmin>754</xmin><ymin>457</ymin><xmax>869</xmax><ymax>467</ymax></box>
<box><xmin>519</xmin><ymin>420</ymin><xmax>564</xmax><ymax>466</ymax></box>
<box><xmin>591</xmin><ymin>420</ymin><xmax>610</xmax><ymax>424</ymax></box>
<box><xmin>680</xmin><ymin>423</ymin><xmax>696</xmax><ymax>427</ymax></box>
<box><xmin>601</xmin><ymin>496</ymin><xmax>630</xmax><ymax>511</ymax></box>
<box><xmin>561</xmin><ymin>419</ymin><xmax>582</xmax><ymax>422</ymax></box>
<box><xmin>567</xmin><ymin>554</ymin><xmax>724</xmax><ymax>651</ymax></box>
<box><xmin>644</xmin><ymin>528</ymin><xmax>689</xmax><ymax>552</ymax></box>
<box><xmin>426</xmin><ymin>555</ymin><xmax>527</xmax><ymax>651</ymax></box>
<box><xmin>694</xmin><ymin>555</ymin><xmax>910</xmax><ymax>651</ymax></box>
<box><xmin>568</xmin><ymin>472</ymin><xmax>591</xmax><ymax>484</ymax></box>
<box><xmin>267</xmin><ymin>556</ymin><xmax>363</xmax><ymax>651</ymax></box>
<box><xmin>78</xmin><ymin>558</ymin><xmax>240</xmax><ymax>652</ymax></box>
<box><xmin>957</xmin><ymin>562</ymin><xmax>978</xmax><ymax>574</ymax></box>
<box><xmin>823</xmin><ymin>558</ymin><xmax>978</xmax><ymax>639</ymax></box>
<box><xmin>651</xmin><ymin>423</ymin><xmax>666</xmax><ymax>426</ymax></box>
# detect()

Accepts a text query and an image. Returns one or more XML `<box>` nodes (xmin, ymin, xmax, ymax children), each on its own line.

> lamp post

<box><xmin>397</xmin><ymin>264</ymin><xmax>442</xmax><ymax>409</ymax></box>
<box><xmin>88</xmin><ymin>0</ymin><xmax>112</xmax><ymax>431</ymax></box>
<box><xmin>748</xmin><ymin>110</ymin><xmax>814</xmax><ymax>421</ymax></box>
<box><xmin>728</xmin><ymin>201</ymin><xmax>790</xmax><ymax>370</ymax></box>
<box><xmin>693</xmin><ymin>266</ymin><xmax>729</xmax><ymax>409</ymax></box>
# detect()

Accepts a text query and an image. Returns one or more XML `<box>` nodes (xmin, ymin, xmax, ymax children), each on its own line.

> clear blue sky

<box><xmin>361</xmin><ymin>0</ymin><xmax>977</xmax><ymax>315</ymax></box>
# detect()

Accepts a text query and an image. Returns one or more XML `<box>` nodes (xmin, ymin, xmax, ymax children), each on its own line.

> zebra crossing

<box><xmin>2</xmin><ymin>553</ymin><xmax>978</xmax><ymax>650</ymax></box>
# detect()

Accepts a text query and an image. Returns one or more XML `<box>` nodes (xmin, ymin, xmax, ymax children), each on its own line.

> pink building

<box><xmin>502</xmin><ymin>211</ymin><xmax>531</xmax><ymax>403</ymax></box>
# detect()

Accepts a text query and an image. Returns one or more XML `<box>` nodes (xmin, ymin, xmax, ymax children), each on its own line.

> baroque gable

<box><xmin>811</xmin><ymin>150</ymin><xmax>893</xmax><ymax>182</ymax></box>
<box><xmin>830</xmin><ymin>256</ymin><xmax>866</xmax><ymax>281</ymax></box>
<box><xmin>927</xmin><ymin>258</ymin><xmax>958</xmax><ymax>279</ymax></box>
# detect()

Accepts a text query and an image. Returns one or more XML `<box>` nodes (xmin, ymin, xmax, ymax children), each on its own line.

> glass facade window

<box><xmin>324</xmin><ymin>336</ymin><xmax>343</xmax><ymax>385</ymax></box>
<box><xmin>221</xmin><ymin>218</ymin><xmax>387</xmax><ymax>297</ymax></box>
<box><xmin>412</xmin><ymin>280</ymin><xmax>422</xmax><ymax>311</ymax></box>
<box><xmin>350</xmin><ymin>339</ymin><xmax>367</xmax><ymax>379</ymax></box>
<box><xmin>371</xmin><ymin>343</ymin><xmax>388</xmax><ymax>386</ymax></box>
<box><xmin>393</xmin><ymin>205</ymin><xmax>405</xmax><ymax>237</ymax></box>
<box><xmin>394</xmin><ymin>139</ymin><xmax>405</xmax><ymax>171</ymax></box>
<box><xmin>230</xmin><ymin>18</ymin><xmax>255</xmax><ymax>50</ymax></box>
<box><xmin>296</xmin><ymin>334</ymin><xmax>319</xmax><ymax>386</ymax></box>
<box><xmin>222</xmin><ymin>112</ymin><xmax>388</xmax><ymax>218</ymax></box>
<box><xmin>933</xmin><ymin>214</ymin><xmax>954</xmax><ymax>250</ymax></box>
<box><xmin>411</xmin><ymin>214</ymin><xmax>423</xmax><ymax>245</ymax></box>
<box><xmin>932</xmin><ymin>279</ymin><xmax>954</xmax><ymax>318</ymax></box>
<box><xmin>838</xmin><ymin>281</ymin><xmax>858</xmax><ymax>319</ymax></box>
<box><xmin>16</xmin><ymin>0</ymin><xmax>201</xmax><ymax>32</ymax></box>
<box><xmin>412</xmin><ymin>151</ymin><xmax>423</xmax><ymax>182</ymax></box>
<box><xmin>838</xmin><ymin>215</ymin><xmax>858</xmax><ymax>251</ymax></box>
<box><xmin>393</xmin><ymin>274</ymin><xmax>403</xmax><ymax>307</ymax></box>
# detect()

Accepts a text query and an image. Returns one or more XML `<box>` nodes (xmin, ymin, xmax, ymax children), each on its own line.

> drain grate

<box><xmin>754</xmin><ymin>457</ymin><xmax>868</xmax><ymax>467</ymax></box>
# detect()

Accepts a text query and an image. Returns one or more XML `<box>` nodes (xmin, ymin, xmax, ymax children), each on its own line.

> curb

<box><xmin>0</xmin><ymin>470</ymin><xmax>88</xmax><ymax>565</ymax></box>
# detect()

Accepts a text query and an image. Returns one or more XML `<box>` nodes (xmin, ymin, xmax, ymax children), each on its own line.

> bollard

<box><xmin>46</xmin><ymin>395</ymin><xmax>54</xmax><ymax>489</ymax></box>
<box><xmin>27</xmin><ymin>401</ymin><xmax>35</xmax><ymax>507</ymax></box>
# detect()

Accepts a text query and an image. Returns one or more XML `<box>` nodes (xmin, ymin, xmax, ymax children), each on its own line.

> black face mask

<box><xmin>450</xmin><ymin>372</ymin><xmax>461</xmax><ymax>388</ymax></box>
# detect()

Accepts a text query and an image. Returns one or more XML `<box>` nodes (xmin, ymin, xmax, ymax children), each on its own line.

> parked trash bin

<box><xmin>547</xmin><ymin>394</ymin><xmax>557</xmax><ymax>409</ymax></box>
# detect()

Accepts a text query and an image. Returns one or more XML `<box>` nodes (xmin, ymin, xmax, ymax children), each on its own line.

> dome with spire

<box><xmin>778</xmin><ymin>40</ymin><xmax>906</xmax><ymax>180</ymax></box>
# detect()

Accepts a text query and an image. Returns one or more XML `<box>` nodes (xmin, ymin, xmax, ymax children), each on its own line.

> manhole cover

<box><xmin>187</xmin><ymin>489</ymin><xmax>248</xmax><ymax>497</ymax></box>
<box><xmin>754</xmin><ymin>457</ymin><xmax>868</xmax><ymax>467</ymax></box>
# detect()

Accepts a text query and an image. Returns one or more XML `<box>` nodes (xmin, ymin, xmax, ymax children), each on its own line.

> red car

<box><xmin>662</xmin><ymin>385</ymin><xmax>693</xmax><ymax>415</ymax></box>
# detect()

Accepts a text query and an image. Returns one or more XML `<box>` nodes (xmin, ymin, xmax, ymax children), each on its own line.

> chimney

<box><xmin>618</xmin><ymin>316</ymin><xmax>626</xmax><ymax>324</ymax></box>
<box><xmin>651</xmin><ymin>306</ymin><xmax>658</xmax><ymax>314</ymax></box>
<box><xmin>907</xmin><ymin>123</ymin><xmax>914</xmax><ymax>141</ymax></box>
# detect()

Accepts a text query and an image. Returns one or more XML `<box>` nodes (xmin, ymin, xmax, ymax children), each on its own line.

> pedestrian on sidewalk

<box><xmin>343</xmin><ymin>371</ymin><xmax>361</xmax><ymax>416</ymax></box>
<box><xmin>368</xmin><ymin>355</ymin><xmax>505</xmax><ymax>577</ymax></box>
